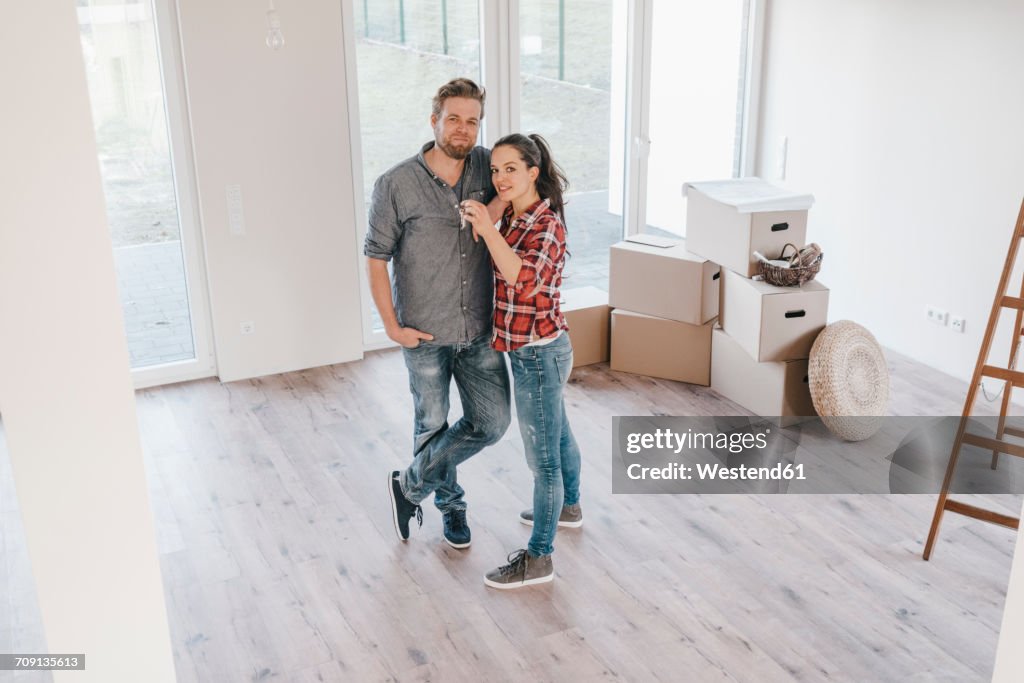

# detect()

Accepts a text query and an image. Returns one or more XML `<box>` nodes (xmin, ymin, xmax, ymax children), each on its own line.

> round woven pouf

<box><xmin>808</xmin><ymin>320</ymin><xmax>889</xmax><ymax>441</ymax></box>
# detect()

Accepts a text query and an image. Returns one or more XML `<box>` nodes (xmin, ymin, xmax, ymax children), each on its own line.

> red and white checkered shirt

<box><xmin>491</xmin><ymin>198</ymin><xmax>569</xmax><ymax>352</ymax></box>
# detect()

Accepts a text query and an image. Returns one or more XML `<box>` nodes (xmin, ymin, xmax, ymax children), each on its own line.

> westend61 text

<box><xmin>627</xmin><ymin>462</ymin><xmax>806</xmax><ymax>481</ymax></box>
<box><xmin>625</xmin><ymin>428</ymin><xmax>770</xmax><ymax>455</ymax></box>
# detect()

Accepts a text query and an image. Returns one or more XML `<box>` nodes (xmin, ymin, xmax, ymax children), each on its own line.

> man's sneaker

<box><xmin>388</xmin><ymin>471</ymin><xmax>422</xmax><ymax>541</ymax></box>
<box><xmin>442</xmin><ymin>508</ymin><xmax>471</xmax><ymax>549</ymax></box>
<box><xmin>484</xmin><ymin>549</ymin><xmax>554</xmax><ymax>589</ymax></box>
<box><xmin>519</xmin><ymin>503</ymin><xmax>583</xmax><ymax>528</ymax></box>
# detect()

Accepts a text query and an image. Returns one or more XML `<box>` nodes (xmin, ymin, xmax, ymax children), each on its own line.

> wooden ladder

<box><xmin>923</xmin><ymin>197</ymin><xmax>1024</xmax><ymax>560</ymax></box>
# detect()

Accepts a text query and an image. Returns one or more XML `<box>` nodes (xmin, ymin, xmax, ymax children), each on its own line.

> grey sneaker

<box><xmin>519</xmin><ymin>503</ymin><xmax>583</xmax><ymax>528</ymax></box>
<box><xmin>484</xmin><ymin>549</ymin><xmax>553</xmax><ymax>589</ymax></box>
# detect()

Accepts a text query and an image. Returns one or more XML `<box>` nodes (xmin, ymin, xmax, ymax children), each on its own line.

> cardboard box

<box><xmin>711</xmin><ymin>328</ymin><xmax>816</xmax><ymax>426</ymax></box>
<box><xmin>720</xmin><ymin>269</ymin><xmax>828</xmax><ymax>362</ymax></box>
<box><xmin>608</xmin><ymin>236</ymin><xmax>720</xmax><ymax>324</ymax></box>
<box><xmin>610</xmin><ymin>309</ymin><xmax>714</xmax><ymax>386</ymax></box>
<box><xmin>684</xmin><ymin>178</ymin><xmax>813</xmax><ymax>276</ymax></box>
<box><xmin>562</xmin><ymin>286</ymin><xmax>610</xmax><ymax>368</ymax></box>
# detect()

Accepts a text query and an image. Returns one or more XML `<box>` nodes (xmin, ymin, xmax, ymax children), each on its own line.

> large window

<box><xmin>642</xmin><ymin>0</ymin><xmax>751</xmax><ymax>236</ymax></box>
<box><xmin>519</xmin><ymin>0</ymin><xmax>629</xmax><ymax>293</ymax></box>
<box><xmin>353</xmin><ymin>1</ymin><xmax>482</xmax><ymax>204</ymax></box>
<box><xmin>345</xmin><ymin>0</ymin><xmax>759</xmax><ymax>345</ymax></box>
<box><xmin>78</xmin><ymin>0</ymin><xmax>210</xmax><ymax>377</ymax></box>
<box><xmin>351</xmin><ymin>1</ymin><xmax>482</xmax><ymax>336</ymax></box>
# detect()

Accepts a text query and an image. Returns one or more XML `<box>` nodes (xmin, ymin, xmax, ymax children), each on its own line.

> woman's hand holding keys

<box><xmin>460</xmin><ymin>199</ymin><xmax>495</xmax><ymax>243</ymax></box>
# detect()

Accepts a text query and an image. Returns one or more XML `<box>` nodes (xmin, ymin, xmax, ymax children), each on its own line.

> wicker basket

<box><xmin>756</xmin><ymin>242</ymin><xmax>823</xmax><ymax>287</ymax></box>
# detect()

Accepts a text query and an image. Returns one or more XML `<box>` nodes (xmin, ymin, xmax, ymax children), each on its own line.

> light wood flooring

<box><xmin>2</xmin><ymin>349</ymin><xmax>1022</xmax><ymax>682</ymax></box>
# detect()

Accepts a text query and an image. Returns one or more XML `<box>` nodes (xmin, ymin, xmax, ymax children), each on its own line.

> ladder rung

<box><xmin>944</xmin><ymin>499</ymin><xmax>1020</xmax><ymax>529</ymax></box>
<box><xmin>981</xmin><ymin>365</ymin><xmax>1024</xmax><ymax>386</ymax></box>
<box><xmin>1001</xmin><ymin>296</ymin><xmax>1024</xmax><ymax>310</ymax></box>
<box><xmin>962</xmin><ymin>432</ymin><xmax>1024</xmax><ymax>458</ymax></box>
<box><xmin>1004</xmin><ymin>426</ymin><xmax>1024</xmax><ymax>439</ymax></box>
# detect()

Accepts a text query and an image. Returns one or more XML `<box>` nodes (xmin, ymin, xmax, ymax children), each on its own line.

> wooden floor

<box><xmin>2</xmin><ymin>348</ymin><xmax>1022</xmax><ymax>682</ymax></box>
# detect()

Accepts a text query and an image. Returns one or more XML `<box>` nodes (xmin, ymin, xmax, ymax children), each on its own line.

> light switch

<box><xmin>227</xmin><ymin>184</ymin><xmax>246</xmax><ymax>236</ymax></box>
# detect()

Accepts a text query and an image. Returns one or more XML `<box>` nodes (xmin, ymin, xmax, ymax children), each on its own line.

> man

<box><xmin>364</xmin><ymin>78</ymin><xmax>511</xmax><ymax>549</ymax></box>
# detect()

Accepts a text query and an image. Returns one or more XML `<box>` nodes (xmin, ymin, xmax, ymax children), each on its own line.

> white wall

<box><xmin>757</xmin><ymin>0</ymin><xmax>1024</xmax><ymax>386</ymax></box>
<box><xmin>177</xmin><ymin>0</ymin><xmax>364</xmax><ymax>382</ymax></box>
<box><xmin>994</xmin><ymin>498</ymin><xmax>1024</xmax><ymax>680</ymax></box>
<box><xmin>760</xmin><ymin>7</ymin><xmax>1024</xmax><ymax>674</ymax></box>
<box><xmin>0</xmin><ymin>2</ymin><xmax>176</xmax><ymax>681</ymax></box>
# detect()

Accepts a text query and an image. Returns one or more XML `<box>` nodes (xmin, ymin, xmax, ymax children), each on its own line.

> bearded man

<box><xmin>364</xmin><ymin>78</ymin><xmax>511</xmax><ymax>549</ymax></box>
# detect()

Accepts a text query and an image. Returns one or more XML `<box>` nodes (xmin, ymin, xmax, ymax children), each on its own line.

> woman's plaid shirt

<box><xmin>491</xmin><ymin>198</ymin><xmax>569</xmax><ymax>352</ymax></box>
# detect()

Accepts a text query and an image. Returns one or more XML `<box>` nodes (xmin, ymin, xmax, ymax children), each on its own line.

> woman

<box><xmin>459</xmin><ymin>133</ymin><xmax>582</xmax><ymax>589</ymax></box>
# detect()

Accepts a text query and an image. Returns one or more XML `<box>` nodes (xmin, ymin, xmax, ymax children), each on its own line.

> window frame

<box><xmin>105</xmin><ymin>0</ymin><xmax>219</xmax><ymax>388</ymax></box>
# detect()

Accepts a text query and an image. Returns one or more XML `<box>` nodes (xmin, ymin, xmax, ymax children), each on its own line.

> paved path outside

<box><xmin>114</xmin><ymin>243</ymin><xmax>194</xmax><ymax>368</ymax></box>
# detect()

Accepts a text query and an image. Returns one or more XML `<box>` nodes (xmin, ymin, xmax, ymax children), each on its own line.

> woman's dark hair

<box><xmin>492</xmin><ymin>133</ymin><xmax>569</xmax><ymax>223</ymax></box>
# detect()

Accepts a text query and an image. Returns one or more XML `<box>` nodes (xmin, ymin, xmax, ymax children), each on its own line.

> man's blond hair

<box><xmin>432</xmin><ymin>78</ymin><xmax>486</xmax><ymax>118</ymax></box>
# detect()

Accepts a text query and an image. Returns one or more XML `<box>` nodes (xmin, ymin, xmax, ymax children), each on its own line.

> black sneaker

<box><xmin>484</xmin><ymin>549</ymin><xmax>554</xmax><ymax>589</ymax></box>
<box><xmin>388</xmin><ymin>471</ymin><xmax>422</xmax><ymax>541</ymax></box>
<box><xmin>442</xmin><ymin>508</ymin><xmax>471</xmax><ymax>549</ymax></box>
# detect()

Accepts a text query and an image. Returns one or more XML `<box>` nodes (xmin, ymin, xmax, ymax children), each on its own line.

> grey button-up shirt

<box><xmin>364</xmin><ymin>142</ymin><xmax>497</xmax><ymax>344</ymax></box>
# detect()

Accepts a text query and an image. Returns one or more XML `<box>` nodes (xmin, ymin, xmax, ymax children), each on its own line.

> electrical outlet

<box><xmin>240</xmin><ymin>321</ymin><xmax>256</xmax><ymax>335</ymax></box>
<box><xmin>951</xmin><ymin>316</ymin><xmax>966</xmax><ymax>333</ymax></box>
<box><xmin>926</xmin><ymin>306</ymin><xmax>948</xmax><ymax>326</ymax></box>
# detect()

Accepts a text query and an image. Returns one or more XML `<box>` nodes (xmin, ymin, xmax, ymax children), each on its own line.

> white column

<box><xmin>480</xmin><ymin>0</ymin><xmax>518</xmax><ymax>144</ymax></box>
<box><xmin>0</xmin><ymin>3</ymin><xmax>177</xmax><ymax>682</ymax></box>
<box><xmin>993</xmin><ymin>499</ymin><xmax>1024</xmax><ymax>681</ymax></box>
<box><xmin>607</xmin><ymin>0</ymin><xmax>628</xmax><ymax>216</ymax></box>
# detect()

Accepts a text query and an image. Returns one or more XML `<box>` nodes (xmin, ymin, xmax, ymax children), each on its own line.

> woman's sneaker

<box><xmin>484</xmin><ymin>549</ymin><xmax>553</xmax><ymax>589</ymax></box>
<box><xmin>519</xmin><ymin>503</ymin><xmax>582</xmax><ymax>528</ymax></box>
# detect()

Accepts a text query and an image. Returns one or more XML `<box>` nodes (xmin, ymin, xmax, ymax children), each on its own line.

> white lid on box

<box><xmin>611</xmin><ymin>239</ymin><xmax>709</xmax><ymax>264</ymax></box>
<box><xmin>682</xmin><ymin>177</ymin><xmax>815</xmax><ymax>213</ymax></box>
<box><xmin>624</xmin><ymin>234</ymin><xmax>679</xmax><ymax>248</ymax></box>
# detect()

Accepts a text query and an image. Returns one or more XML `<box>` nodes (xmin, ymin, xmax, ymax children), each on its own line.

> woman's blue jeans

<box><xmin>508</xmin><ymin>333</ymin><xmax>582</xmax><ymax>558</ymax></box>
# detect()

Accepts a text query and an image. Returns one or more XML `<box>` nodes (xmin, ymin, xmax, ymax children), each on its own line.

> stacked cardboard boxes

<box><xmin>598</xmin><ymin>178</ymin><xmax>827</xmax><ymax>421</ymax></box>
<box><xmin>608</xmin><ymin>236</ymin><xmax>720</xmax><ymax>385</ymax></box>
<box><xmin>684</xmin><ymin>178</ymin><xmax>827</xmax><ymax>424</ymax></box>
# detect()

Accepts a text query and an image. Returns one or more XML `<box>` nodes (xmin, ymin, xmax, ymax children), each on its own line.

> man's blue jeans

<box><xmin>508</xmin><ymin>333</ymin><xmax>582</xmax><ymax>558</ymax></box>
<box><xmin>399</xmin><ymin>333</ymin><xmax>511</xmax><ymax>512</ymax></box>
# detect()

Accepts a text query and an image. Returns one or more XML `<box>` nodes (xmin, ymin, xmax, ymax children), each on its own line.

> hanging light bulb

<box><xmin>265</xmin><ymin>0</ymin><xmax>285</xmax><ymax>50</ymax></box>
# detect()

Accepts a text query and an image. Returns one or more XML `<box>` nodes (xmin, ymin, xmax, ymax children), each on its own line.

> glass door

<box><xmin>77</xmin><ymin>0</ymin><xmax>214</xmax><ymax>385</ymax></box>
<box><xmin>343</xmin><ymin>0</ymin><xmax>761</xmax><ymax>345</ymax></box>
<box><xmin>517</xmin><ymin>0</ymin><xmax>630</xmax><ymax>292</ymax></box>
<box><xmin>641</xmin><ymin>0</ymin><xmax>753</xmax><ymax>237</ymax></box>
